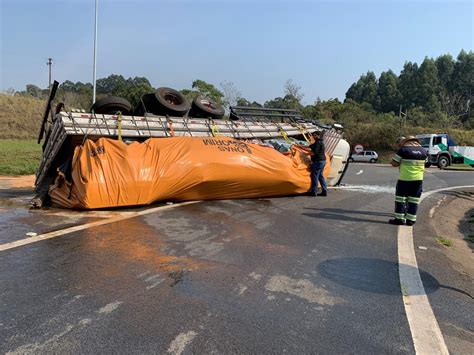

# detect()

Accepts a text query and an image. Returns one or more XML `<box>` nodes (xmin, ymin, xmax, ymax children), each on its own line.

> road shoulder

<box><xmin>414</xmin><ymin>188</ymin><xmax>474</xmax><ymax>354</ymax></box>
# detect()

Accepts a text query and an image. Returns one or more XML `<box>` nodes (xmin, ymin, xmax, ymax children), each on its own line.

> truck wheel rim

<box><xmin>199</xmin><ymin>99</ymin><xmax>216</xmax><ymax>109</ymax></box>
<box><xmin>164</xmin><ymin>94</ymin><xmax>182</xmax><ymax>105</ymax></box>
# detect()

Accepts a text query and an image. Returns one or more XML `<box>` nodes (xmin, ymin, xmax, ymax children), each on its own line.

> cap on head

<box><xmin>396</xmin><ymin>136</ymin><xmax>406</xmax><ymax>145</ymax></box>
<box><xmin>396</xmin><ymin>135</ymin><xmax>420</xmax><ymax>146</ymax></box>
<box><xmin>402</xmin><ymin>135</ymin><xmax>420</xmax><ymax>145</ymax></box>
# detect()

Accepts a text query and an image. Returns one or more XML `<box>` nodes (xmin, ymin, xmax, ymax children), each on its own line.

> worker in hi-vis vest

<box><xmin>389</xmin><ymin>136</ymin><xmax>428</xmax><ymax>226</ymax></box>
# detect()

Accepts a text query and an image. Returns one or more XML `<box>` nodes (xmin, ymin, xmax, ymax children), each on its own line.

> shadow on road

<box><xmin>318</xmin><ymin>257</ymin><xmax>473</xmax><ymax>299</ymax></box>
<box><xmin>303</xmin><ymin>208</ymin><xmax>392</xmax><ymax>225</ymax></box>
<box><xmin>0</xmin><ymin>187</ymin><xmax>34</xmax><ymax>199</ymax></box>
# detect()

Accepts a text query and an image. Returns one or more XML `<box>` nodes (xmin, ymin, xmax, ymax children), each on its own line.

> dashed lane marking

<box><xmin>0</xmin><ymin>201</ymin><xmax>199</xmax><ymax>252</ymax></box>
<box><xmin>398</xmin><ymin>185</ymin><xmax>474</xmax><ymax>354</ymax></box>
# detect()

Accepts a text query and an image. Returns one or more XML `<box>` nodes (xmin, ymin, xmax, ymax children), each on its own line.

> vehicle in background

<box><xmin>348</xmin><ymin>150</ymin><xmax>378</xmax><ymax>163</ymax></box>
<box><xmin>416</xmin><ymin>133</ymin><xmax>474</xmax><ymax>169</ymax></box>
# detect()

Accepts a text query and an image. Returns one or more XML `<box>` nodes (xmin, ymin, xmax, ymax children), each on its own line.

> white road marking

<box><xmin>97</xmin><ymin>301</ymin><xmax>122</xmax><ymax>314</ymax></box>
<box><xmin>237</xmin><ymin>285</ymin><xmax>248</xmax><ymax>295</ymax></box>
<box><xmin>331</xmin><ymin>185</ymin><xmax>394</xmax><ymax>194</ymax></box>
<box><xmin>355</xmin><ymin>169</ymin><xmax>364</xmax><ymax>175</ymax></box>
<box><xmin>0</xmin><ymin>201</ymin><xmax>199</xmax><ymax>252</ymax></box>
<box><xmin>145</xmin><ymin>274</ymin><xmax>165</xmax><ymax>290</ymax></box>
<box><xmin>167</xmin><ymin>331</ymin><xmax>197</xmax><ymax>355</ymax></box>
<box><xmin>398</xmin><ymin>185</ymin><xmax>474</xmax><ymax>354</ymax></box>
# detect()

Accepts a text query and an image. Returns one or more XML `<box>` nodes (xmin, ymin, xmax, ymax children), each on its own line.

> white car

<box><xmin>349</xmin><ymin>151</ymin><xmax>378</xmax><ymax>163</ymax></box>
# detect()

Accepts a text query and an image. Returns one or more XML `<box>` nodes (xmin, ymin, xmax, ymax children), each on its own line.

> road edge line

<box><xmin>0</xmin><ymin>201</ymin><xmax>199</xmax><ymax>252</ymax></box>
<box><xmin>399</xmin><ymin>185</ymin><xmax>474</xmax><ymax>354</ymax></box>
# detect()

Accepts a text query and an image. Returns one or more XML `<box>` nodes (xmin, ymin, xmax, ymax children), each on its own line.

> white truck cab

<box><xmin>416</xmin><ymin>133</ymin><xmax>474</xmax><ymax>168</ymax></box>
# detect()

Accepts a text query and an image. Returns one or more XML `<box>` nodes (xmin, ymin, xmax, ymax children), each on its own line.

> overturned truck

<box><xmin>33</xmin><ymin>82</ymin><xmax>351</xmax><ymax>209</ymax></box>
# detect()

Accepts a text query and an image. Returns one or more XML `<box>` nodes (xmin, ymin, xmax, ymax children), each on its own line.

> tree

<box><xmin>96</xmin><ymin>74</ymin><xmax>127</xmax><ymax>95</ymax></box>
<box><xmin>376</xmin><ymin>70</ymin><xmax>401</xmax><ymax>113</ymax></box>
<box><xmin>450</xmin><ymin>50</ymin><xmax>474</xmax><ymax>95</ymax></box>
<box><xmin>2</xmin><ymin>87</ymin><xmax>16</xmax><ymax>96</ymax></box>
<box><xmin>398</xmin><ymin>61</ymin><xmax>419</xmax><ymax>109</ymax></box>
<box><xmin>191</xmin><ymin>80</ymin><xmax>224</xmax><ymax>104</ymax></box>
<box><xmin>96</xmin><ymin>74</ymin><xmax>153</xmax><ymax>107</ymax></box>
<box><xmin>123</xmin><ymin>76</ymin><xmax>154</xmax><ymax>107</ymax></box>
<box><xmin>236</xmin><ymin>98</ymin><xmax>262</xmax><ymax>107</ymax></box>
<box><xmin>345</xmin><ymin>71</ymin><xmax>377</xmax><ymax>107</ymax></box>
<box><xmin>435</xmin><ymin>54</ymin><xmax>454</xmax><ymax>91</ymax></box>
<box><xmin>415</xmin><ymin>57</ymin><xmax>440</xmax><ymax>111</ymax></box>
<box><xmin>220</xmin><ymin>81</ymin><xmax>241</xmax><ymax>109</ymax></box>
<box><xmin>439</xmin><ymin>90</ymin><xmax>470</xmax><ymax>117</ymax></box>
<box><xmin>25</xmin><ymin>84</ymin><xmax>44</xmax><ymax>98</ymax></box>
<box><xmin>180</xmin><ymin>89</ymin><xmax>199</xmax><ymax>102</ymax></box>
<box><xmin>264</xmin><ymin>95</ymin><xmax>301</xmax><ymax>109</ymax></box>
<box><xmin>284</xmin><ymin>79</ymin><xmax>304</xmax><ymax>103</ymax></box>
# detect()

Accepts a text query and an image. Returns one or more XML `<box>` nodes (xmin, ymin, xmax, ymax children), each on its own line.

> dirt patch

<box><xmin>0</xmin><ymin>175</ymin><xmax>35</xmax><ymax>189</ymax></box>
<box><xmin>431</xmin><ymin>190</ymin><xmax>474</xmax><ymax>277</ymax></box>
<box><xmin>265</xmin><ymin>275</ymin><xmax>343</xmax><ymax>305</ymax></box>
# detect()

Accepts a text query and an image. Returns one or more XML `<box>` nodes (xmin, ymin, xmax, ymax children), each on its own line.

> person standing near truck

<box><xmin>308</xmin><ymin>131</ymin><xmax>328</xmax><ymax>197</ymax></box>
<box><xmin>389</xmin><ymin>136</ymin><xmax>427</xmax><ymax>226</ymax></box>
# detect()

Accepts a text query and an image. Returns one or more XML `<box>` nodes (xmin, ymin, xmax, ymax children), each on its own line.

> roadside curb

<box><xmin>443</xmin><ymin>167</ymin><xmax>474</xmax><ymax>172</ymax></box>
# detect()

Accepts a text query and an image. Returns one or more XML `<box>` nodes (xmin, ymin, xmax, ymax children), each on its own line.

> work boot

<box><xmin>317</xmin><ymin>190</ymin><xmax>327</xmax><ymax>197</ymax></box>
<box><xmin>388</xmin><ymin>219</ymin><xmax>405</xmax><ymax>225</ymax></box>
<box><xmin>405</xmin><ymin>220</ymin><xmax>415</xmax><ymax>226</ymax></box>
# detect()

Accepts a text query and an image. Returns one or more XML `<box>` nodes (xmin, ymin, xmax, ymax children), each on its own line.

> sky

<box><xmin>0</xmin><ymin>0</ymin><xmax>473</xmax><ymax>105</ymax></box>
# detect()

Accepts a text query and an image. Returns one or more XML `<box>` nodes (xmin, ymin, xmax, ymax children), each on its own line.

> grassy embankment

<box><xmin>0</xmin><ymin>94</ymin><xmax>44</xmax><ymax>175</ymax></box>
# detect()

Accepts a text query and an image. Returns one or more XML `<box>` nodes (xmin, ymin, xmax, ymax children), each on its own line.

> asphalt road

<box><xmin>0</xmin><ymin>164</ymin><xmax>473</xmax><ymax>354</ymax></box>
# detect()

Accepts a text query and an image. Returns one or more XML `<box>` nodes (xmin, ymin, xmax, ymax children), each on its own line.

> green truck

<box><xmin>416</xmin><ymin>133</ymin><xmax>474</xmax><ymax>168</ymax></box>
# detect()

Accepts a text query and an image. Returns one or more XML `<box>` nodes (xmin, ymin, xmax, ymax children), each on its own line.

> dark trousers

<box><xmin>309</xmin><ymin>160</ymin><xmax>327</xmax><ymax>194</ymax></box>
<box><xmin>394</xmin><ymin>180</ymin><xmax>423</xmax><ymax>222</ymax></box>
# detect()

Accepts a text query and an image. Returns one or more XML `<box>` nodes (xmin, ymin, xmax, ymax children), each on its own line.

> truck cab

<box><xmin>416</xmin><ymin>133</ymin><xmax>474</xmax><ymax>168</ymax></box>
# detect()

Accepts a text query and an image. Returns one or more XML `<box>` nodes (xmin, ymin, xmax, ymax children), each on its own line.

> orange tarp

<box><xmin>49</xmin><ymin>137</ymin><xmax>330</xmax><ymax>209</ymax></box>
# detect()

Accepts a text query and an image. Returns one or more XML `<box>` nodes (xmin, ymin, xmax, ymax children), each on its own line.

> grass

<box><xmin>0</xmin><ymin>94</ymin><xmax>44</xmax><ymax>139</ymax></box>
<box><xmin>436</xmin><ymin>237</ymin><xmax>453</xmax><ymax>247</ymax></box>
<box><xmin>0</xmin><ymin>139</ymin><xmax>42</xmax><ymax>175</ymax></box>
<box><xmin>376</xmin><ymin>151</ymin><xmax>393</xmax><ymax>164</ymax></box>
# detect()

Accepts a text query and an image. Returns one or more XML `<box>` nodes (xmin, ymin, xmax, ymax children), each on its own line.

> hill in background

<box><xmin>0</xmin><ymin>94</ymin><xmax>44</xmax><ymax>139</ymax></box>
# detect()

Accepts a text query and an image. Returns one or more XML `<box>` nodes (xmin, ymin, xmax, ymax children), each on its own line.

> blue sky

<box><xmin>1</xmin><ymin>0</ymin><xmax>472</xmax><ymax>104</ymax></box>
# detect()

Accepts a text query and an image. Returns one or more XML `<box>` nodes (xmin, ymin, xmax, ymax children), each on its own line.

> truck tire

<box><xmin>190</xmin><ymin>96</ymin><xmax>225</xmax><ymax>119</ymax></box>
<box><xmin>91</xmin><ymin>96</ymin><xmax>132</xmax><ymax>115</ymax></box>
<box><xmin>154</xmin><ymin>87</ymin><xmax>190</xmax><ymax>117</ymax></box>
<box><xmin>437</xmin><ymin>156</ymin><xmax>450</xmax><ymax>169</ymax></box>
<box><xmin>425</xmin><ymin>163</ymin><xmax>431</xmax><ymax>168</ymax></box>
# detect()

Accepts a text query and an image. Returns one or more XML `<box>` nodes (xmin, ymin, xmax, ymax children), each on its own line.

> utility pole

<box><xmin>398</xmin><ymin>104</ymin><xmax>403</xmax><ymax>131</ymax></box>
<box><xmin>92</xmin><ymin>0</ymin><xmax>98</xmax><ymax>105</ymax></box>
<box><xmin>398</xmin><ymin>104</ymin><xmax>407</xmax><ymax>132</ymax></box>
<box><xmin>47</xmin><ymin>58</ymin><xmax>53</xmax><ymax>89</ymax></box>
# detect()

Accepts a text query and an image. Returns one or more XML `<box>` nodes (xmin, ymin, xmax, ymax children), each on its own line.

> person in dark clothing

<box><xmin>308</xmin><ymin>131</ymin><xmax>328</xmax><ymax>197</ymax></box>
